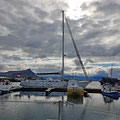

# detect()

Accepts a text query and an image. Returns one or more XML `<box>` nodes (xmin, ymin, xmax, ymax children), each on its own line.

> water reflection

<box><xmin>102</xmin><ymin>93</ymin><xmax>120</xmax><ymax>104</ymax></box>
<box><xmin>67</xmin><ymin>95</ymin><xmax>83</xmax><ymax>104</ymax></box>
<box><xmin>103</xmin><ymin>96</ymin><xmax>114</xmax><ymax>103</ymax></box>
<box><xmin>0</xmin><ymin>93</ymin><xmax>10</xmax><ymax>101</ymax></box>
<box><xmin>20</xmin><ymin>91</ymin><xmax>46</xmax><ymax>96</ymax></box>
<box><xmin>0</xmin><ymin>92</ymin><xmax>120</xmax><ymax>120</ymax></box>
<box><xmin>58</xmin><ymin>101</ymin><xmax>63</xmax><ymax>120</ymax></box>
<box><xmin>9</xmin><ymin>91</ymin><xmax>68</xmax><ymax>102</ymax></box>
<box><xmin>19</xmin><ymin>91</ymin><xmax>85</xmax><ymax>105</ymax></box>
<box><xmin>20</xmin><ymin>91</ymin><xmax>67</xmax><ymax>97</ymax></box>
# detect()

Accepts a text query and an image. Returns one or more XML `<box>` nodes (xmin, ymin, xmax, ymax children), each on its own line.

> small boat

<box><xmin>116</xmin><ymin>82</ymin><xmax>120</xmax><ymax>91</ymax></box>
<box><xmin>102</xmin><ymin>83</ymin><xmax>119</xmax><ymax>99</ymax></box>
<box><xmin>117</xmin><ymin>86</ymin><xmax>120</xmax><ymax>91</ymax></box>
<box><xmin>67</xmin><ymin>80</ymin><xmax>89</xmax><ymax>97</ymax></box>
<box><xmin>0</xmin><ymin>79</ymin><xmax>12</xmax><ymax>92</ymax></box>
<box><xmin>102</xmin><ymin>92</ymin><xmax>119</xmax><ymax>100</ymax></box>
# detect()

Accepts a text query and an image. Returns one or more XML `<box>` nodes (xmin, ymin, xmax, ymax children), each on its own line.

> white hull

<box><xmin>67</xmin><ymin>80</ymin><xmax>89</xmax><ymax>90</ymax></box>
<box><xmin>78</xmin><ymin>80</ymin><xmax>90</xmax><ymax>88</ymax></box>
<box><xmin>20</xmin><ymin>79</ymin><xmax>90</xmax><ymax>89</ymax></box>
<box><xmin>0</xmin><ymin>84</ymin><xmax>12</xmax><ymax>91</ymax></box>
<box><xmin>20</xmin><ymin>80</ymin><xmax>67</xmax><ymax>88</ymax></box>
<box><xmin>67</xmin><ymin>80</ymin><xmax>90</xmax><ymax>96</ymax></box>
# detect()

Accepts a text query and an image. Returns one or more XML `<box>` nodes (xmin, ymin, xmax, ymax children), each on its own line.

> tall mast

<box><xmin>61</xmin><ymin>11</ymin><xmax>64</xmax><ymax>81</ymax></box>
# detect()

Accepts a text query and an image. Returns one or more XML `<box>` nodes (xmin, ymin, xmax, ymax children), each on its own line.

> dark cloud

<box><xmin>67</xmin><ymin>0</ymin><xmax>120</xmax><ymax>58</ymax></box>
<box><xmin>0</xmin><ymin>0</ymin><xmax>120</xmax><ymax>73</ymax></box>
<box><xmin>34</xmin><ymin>8</ymin><xmax>48</xmax><ymax>19</ymax></box>
<box><xmin>0</xmin><ymin>0</ymin><xmax>68</xmax><ymax>60</ymax></box>
<box><xmin>34</xmin><ymin>64</ymin><xmax>60</xmax><ymax>73</ymax></box>
<box><xmin>95</xmin><ymin>1</ymin><xmax>120</xmax><ymax>15</ymax></box>
<box><xmin>0</xmin><ymin>64</ymin><xmax>8</xmax><ymax>72</ymax></box>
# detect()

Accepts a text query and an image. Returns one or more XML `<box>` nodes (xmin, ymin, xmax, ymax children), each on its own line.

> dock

<box><xmin>10</xmin><ymin>86</ymin><xmax>22</xmax><ymax>92</ymax></box>
<box><xmin>45</xmin><ymin>88</ymin><xmax>54</xmax><ymax>96</ymax></box>
<box><xmin>0</xmin><ymin>82</ymin><xmax>103</xmax><ymax>96</ymax></box>
<box><xmin>84</xmin><ymin>81</ymin><xmax>102</xmax><ymax>93</ymax></box>
<box><xmin>9</xmin><ymin>85</ymin><xmax>102</xmax><ymax>94</ymax></box>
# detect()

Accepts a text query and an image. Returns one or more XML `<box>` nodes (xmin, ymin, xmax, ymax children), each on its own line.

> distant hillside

<box><xmin>0</xmin><ymin>69</ymin><xmax>36</xmax><ymax>78</ymax></box>
<box><xmin>0</xmin><ymin>69</ymin><xmax>103</xmax><ymax>81</ymax></box>
<box><xmin>38</xmin><ymin>75</ymin><xmax>102</xmax><ymax>81</ymax></box>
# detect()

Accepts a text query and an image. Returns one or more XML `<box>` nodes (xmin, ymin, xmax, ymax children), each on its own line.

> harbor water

<box><xmin>0</xmin><ymin>82</ymin><xmax>120</xmax><ymax>120</ymax></box>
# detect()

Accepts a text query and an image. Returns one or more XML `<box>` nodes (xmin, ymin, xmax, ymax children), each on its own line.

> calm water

<box><xmin>0</xmin><ymin>90</ymin><xmax>120</xmax><ymax>120</ymax></box>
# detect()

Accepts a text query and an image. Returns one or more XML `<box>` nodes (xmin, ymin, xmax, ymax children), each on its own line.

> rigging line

<box><xmin>65</xmin><ymin>17</ymin><xmax>89</xmax><ymax>80</ymax></box>
<box><xmin>59</xmin><ymin>34</ymin><xmax>62</xmax><ymax>73</ymax></box>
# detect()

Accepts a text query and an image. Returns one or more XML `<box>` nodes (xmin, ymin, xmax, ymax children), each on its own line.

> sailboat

<box><xmin>20</xmin><ymin>11</ymin><xmax>66</xmax><ymax>89</ymax></box>
<box><xmin>20</xmin><ymin>11</ymin><xmax>90</xmax><ymax>91</ymax></box>
<box><xmin>101</xmin><ymin>65</ymin><xmax>120</xmax><ymax>99</ymax></box>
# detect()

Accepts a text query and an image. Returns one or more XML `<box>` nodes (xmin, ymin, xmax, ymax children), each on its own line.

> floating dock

<box><xmin>0</xmin><ymin>82</ymin><xmax>102</xmax><ymax>95</ymax></box>
<box><xmin>9</xmin><ymin>87</ymin><xmax>102</xmax><ymax>93</ymax></box>
<box><xmin>45</xmin><ymin>88</ymin><xmax>54</xmax><ymax>96</ymax></box>
<box><xmin>84</xmin><ymin>81</ymin><xmax>102</xmax><ymax>93</ymax></box>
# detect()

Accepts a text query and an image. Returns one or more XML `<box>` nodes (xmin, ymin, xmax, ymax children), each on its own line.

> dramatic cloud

<box><xmin>0</xmin><ymin>0</ymin><xmax>120</xmax><ymax>78</ymax></box>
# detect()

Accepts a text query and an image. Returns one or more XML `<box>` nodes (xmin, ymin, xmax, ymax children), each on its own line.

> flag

<box><xmin>16</xmin><ymin>74</ymin><xmax>21</xmax><ymax>77</ymax></box>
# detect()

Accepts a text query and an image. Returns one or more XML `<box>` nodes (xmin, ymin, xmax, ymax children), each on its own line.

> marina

<box><xmin>1</xmin><ymin>81</ymin><xmax>119</xmax><ymax>94</ymax></box>
<box><xmin>0</xmin><ymin>0</ymin><xmax>120</xmax><ymax>119</ymax></box>
<box><xmin>7</xmin><ymin>81</ymin><xmax>102</xmax><ymax>93</ymax></box>
<box><xmin>15</xmin><ymin>11</ymin><xmax>91</xmax><ymax>98</ymax></box>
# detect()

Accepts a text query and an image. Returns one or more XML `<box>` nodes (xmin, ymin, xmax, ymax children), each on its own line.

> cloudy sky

<box><xmin>0</xmin><ymin>0</ymin><xmax>120</xmax><ymax>78</ymax></box>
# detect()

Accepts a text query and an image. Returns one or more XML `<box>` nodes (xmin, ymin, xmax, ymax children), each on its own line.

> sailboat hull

<box><xmin>20</xmin><ymin>80</ymin><xmax>67</xmax><ymax>88</ymax></box>
<box><xmin>102</xmin><ymin>92</ymin><xmax>119</xmax><ymax>100</ymax></box>
<box><xmin>0</xmin><ymin>84</ymin><xmax>12</xmax><ymax>91</ymax></box>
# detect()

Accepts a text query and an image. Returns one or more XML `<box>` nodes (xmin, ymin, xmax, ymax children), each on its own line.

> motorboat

<box><xmin>67</xmin><ymin>80</ymin><xmax>89</xmax><ymax>96</ymax></box>
<box><xmin>0</xmin><ymin>80</ymin><xmax>12</xmax><ymax>92</ymax></box>
<box><xmin>101</xmin><ymin>83</ymin><xmax>119</xmax><ymax>99</ymax></box>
